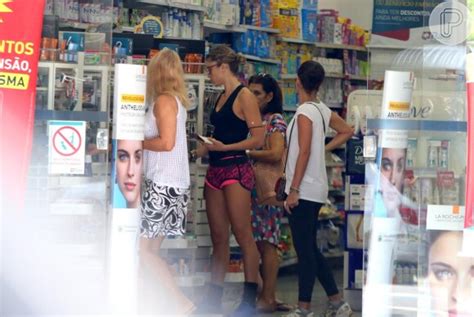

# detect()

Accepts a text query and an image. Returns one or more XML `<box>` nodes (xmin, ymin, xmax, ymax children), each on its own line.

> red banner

<box><xmin>466</xmin><ymin>53</ymin><xmax>474</xmax><ymax>229</ymax></box>
<box><xmin>0</xmin><ymin>0</ymin><xmax>45</xmax><ymax>211</ymax></box>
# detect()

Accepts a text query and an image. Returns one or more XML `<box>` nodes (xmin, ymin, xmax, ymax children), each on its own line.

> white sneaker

<box><xmin>323</xmin><ymin>301</ymin><xmax>353</xmax><ymax>317</ymax></box>
<box><xmin>283</xmin><ymin>308</ymin><xmax>315</xmax><ymax>317</ymax></box>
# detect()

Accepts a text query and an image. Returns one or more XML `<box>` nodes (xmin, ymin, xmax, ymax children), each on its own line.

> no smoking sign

<box><xmin>53</xmin><ymin>126</ymin><xmax>82</xmax><ymax>157</ymax></box>
<box><xmin>49</xmin><ymin>121</ymin><xmax>86</xmax><ymax>175</ymax></box>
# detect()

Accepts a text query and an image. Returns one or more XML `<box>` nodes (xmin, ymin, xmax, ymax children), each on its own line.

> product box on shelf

<box><xmin>313</xmin><ymin>57</ymin><xmax>343</xmax><ymax>74</ymax></box>
<box><xmin>260</xmin><ymin>0</ymin><xmax>273</xmax><ymax>27</ymax></box>
<box><xmin>61</xmin><ymin>31</ymin><xmax>85</xmax><ymax>51</ymax></box>
<box><xmin>345</xmin><ymin>174</ymin><xmax>366</xmax><ymax>212</ymax></box>
<box><xmin>273</xmin><ymin>7</ymin><xmax>300</xmax><ymax>38</ymax></box>
<box><xmin>220</xmin><ymin>3</ymin><xmax>239</xmax><ymax>25</ymax></box>
<box><xmin>346</xmin><ymin>139</ymin><xmax>365</xmax><ymax>175</ymax></box>
<box><xmin>302</xmin><ymin>0</ymin><xmax>318</xmax><ymax>8</ymax></box>
<box><xmin>318</xmin><ymin>10</ymin><xmax>337</xmax><ymax>43</ymax></box>
<box><xmin>346</xmin><ymin>212</ymin><xmax>364</xmax><ymax>250</ymax></box>
<box><xmin>301</xmin><ymin>8</ymin><xmax>318</xmax><ymax>42</ymax></box>
<box><xmin>113</xmin><ymin>37</ymin><xmax>134</xmax><ymax>56</ymax></box>
<box><xmin>239</xmin><ymin>0</ymin><xmax>254</xmax><ymax>25</ymax></box>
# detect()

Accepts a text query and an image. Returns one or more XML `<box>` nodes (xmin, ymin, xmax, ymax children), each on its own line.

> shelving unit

<box><xmin>278</xmin><ymin>37</ymin><xmax>367</xmax><ymax>52</ymax></box>
<box><xmin>203</xmin><ymin>21</ymin><xmax>246</xmax><ymax>33</ymax></box>
<box><xmin>281</xmin><ymin>73</ymin><xmax>368</xmax><ymax>81</ymax></box>
<box><xmin>242</xmin><ymin>54</ymin><xmax>281</xmax><ymax>65</ymax></box>
<box><xmin>240</xmin><ymin>25</ymin><xmax>280</xmax><ymax>34</ymax></box>
<box><xmin>137</xmin><ymin>0</ymin><xmax>206</xmax><ymax>12</ymax></box>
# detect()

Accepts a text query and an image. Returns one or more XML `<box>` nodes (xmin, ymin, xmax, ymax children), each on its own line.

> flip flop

<box><xmin>275</xmin><ymin>301</ymin><xmax>294</xmax><ymax>312</ymax></box>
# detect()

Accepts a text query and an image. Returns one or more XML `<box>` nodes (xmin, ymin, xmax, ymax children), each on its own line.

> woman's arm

<box><xmin>206</xmin><ymin>89</ymin><xmax>265</xmax><ymax>151</ymax></box>
<box><xmin>248</xmin><ymin>131</ymin><xmax>285</xmax><ymax>163</ymax></box>
<box><xmin>290</xmin><ymin>114</ymin><xmax>312</xmax><ymax>191</ymax></box>
<box><xmin>143</xmin><ymin>95</ymin><xmax>178</xmax><ymax>152</ymax></box>
<box><xmin>325</xmin><ymin>112</ymin><xmax>353</xmax><ymax>152</ymax></box>
<box><xmin>285</xmin><ymin>114</ymin><xmax>312</xmax><ymax>212</ymax></box>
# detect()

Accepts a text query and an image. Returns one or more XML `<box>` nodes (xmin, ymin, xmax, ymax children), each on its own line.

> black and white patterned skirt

<box><xmin>140</xmin><ymin>179</ymin><xmax>190</xmax><ymax>239</ymax></box>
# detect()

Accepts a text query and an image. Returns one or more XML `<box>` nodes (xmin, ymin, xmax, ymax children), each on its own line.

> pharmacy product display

<box><xmin>355</xmin><ymin>45</ymin><xmax>469</xmax><ymax>317</ymax></box>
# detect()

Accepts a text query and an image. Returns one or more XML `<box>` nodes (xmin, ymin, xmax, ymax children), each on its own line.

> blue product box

<box><xmin>303</xmin><ymin>0</ymin><xmax>318</xmax><ymax>9</ymax></box>
<box><xmin>239</xmin><ymin>0</ymin><xmax>253</xmax><ymax>25</ymax></box>
<box><xmin>302</xmin><ymin>9</ymin><xmax>318</xmax><ymax>42</ymax></box>
<box><xmin>62</xmin><ymin>32</ymin><xmax>85</xmax><ymax>51</ymax></box>
<box><xmin>346</xmin><ymin>138</ymin><xmax>365</xmax><ymax>175</ymax></box>
<box><xmin>256</xmin><ymin>31</ymin><xmax>270</xmax><ymax>58</ymax></box>
<box><xmin>260</xmin><ymin>0</ymin><xmax>272</xmax><ymax>28</ymax></box>
<box><xmin>112</xmin><ymin>37</ymin><xmax>133</xmax><ymax>55</ymax></box>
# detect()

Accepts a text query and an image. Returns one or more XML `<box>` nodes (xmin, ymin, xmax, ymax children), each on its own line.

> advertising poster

<box><xmin>426</xmin><ymin>205</ymin><xmax>465</xmax><ymax>231</ymax></box>
<box><xmin>0</xmin><ymin>0</ymin><xmax>45</xmax><ymax>210</ymax></box>
<box><xmin>371</xmin><ymin>0</ymin><xmax>443</xmax><ymax>47</ymax></box>
<box><xmin>108</xmin><ymin>64</ymin><xmax>147</xmax><ymax>314</ymax></box>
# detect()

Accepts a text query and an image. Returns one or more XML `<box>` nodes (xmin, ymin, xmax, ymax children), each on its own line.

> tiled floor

<box><xmin>221</xmin><ymin>266</ymin><xmax>362</xmax><ymax>317</ymax></box>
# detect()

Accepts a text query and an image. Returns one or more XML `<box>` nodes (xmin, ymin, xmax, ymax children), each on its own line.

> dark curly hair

<box><xmin>248</xmin><ymin>73</ymin><xmax>283</xmax><ymax>115</ymax></box>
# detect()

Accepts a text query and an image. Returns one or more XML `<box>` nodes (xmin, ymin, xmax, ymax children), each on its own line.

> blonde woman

<box><xmin>139</xmin><ymin>49</ymin><xmax>194</xmax><ymax>315</ymax></box>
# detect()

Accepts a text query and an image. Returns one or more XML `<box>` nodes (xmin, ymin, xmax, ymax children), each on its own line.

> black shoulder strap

<box><xmin>308</xmin><ymin>102</ymin><xmax>327</xmax><ymax>135</ymax></box>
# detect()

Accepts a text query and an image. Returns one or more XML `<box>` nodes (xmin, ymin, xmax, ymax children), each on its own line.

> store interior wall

<box><xmin>318</xmin><ymin>0</ymin><xmax>374</xmax><ymax>31</ymax></box>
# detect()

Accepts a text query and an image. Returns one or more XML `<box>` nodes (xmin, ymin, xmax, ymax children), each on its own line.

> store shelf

<box><xmin>280</xmin><ymin>257</ymin><xmax>298</xmax><ymax>267</ymax></box>
<box><xmin>240</xmin><ymin>25</ymin><xmax>280</xmax><ymax>34</ymax></box>
<box><xmin>137</xmin><ymin>0</ymin><xmax>206</xmax><ymax>12</ymax></box>
<box><xmin>243</xmin><ymin>54</ymin><xmax>281</xmax><ymax>65</ymax></box>
<box><xmin>280</xmin><ymin>74</ymin><xmax>297</xmax><ymax>80</ymax></box>
<box><xmin>35</xmin><ymin>110</ymin><xmax>108</xmax><ymax>122</ymax></box>
<box><xmin>162</xmin><ymin>238</ymin><xmax>198</xmax><ymax>249</ymax></box>
<box><xmin>278</xmin><ymin>37</ymin><xmax>367</xmax><ymax>51</ymax></box>
<box><xmin>184</xmin><ymin>73</ymin><xmax>208</xmax><ymax>81</ymax></box>
<box><xmin>278</xmin><ymin>37</ymin><xmax>315</xmax><ymax>45</ymax></box>
<box><xmin>204</xmin><ymin>21</ymin><xmax>246</xmax><ymax>33</ymax></box>
<box><xmin>367</xmin><ymin>119</ymin><xmax>467</xmax><ymax>132</ymax></box>
<box><xmin>323</xmin><ymin>251</ymin><xmax>344</xmax><ymax>258</ymax></box>
<box><xmin>59</xmin><ymin>21</ymin><xmax>99</xmax><ymax>30</ymax></box>
<box><xmin>36</xmin><ymin>87</ymin><xmax>49</xmax><ymax>91</ymax></box>
<box><xmin>119</xmin><ymin>26</ymin><xmax>136</xmax><ymax>33</ymax></box>
<box><xmin>282</xmin><ymin>72</ymin><xmax>367</xmax><ymax>81</ymax></box>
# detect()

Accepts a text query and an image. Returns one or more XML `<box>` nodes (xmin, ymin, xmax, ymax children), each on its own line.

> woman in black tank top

<box><xmin>191</xmin><ymin>45</ymin><xmax>265</xmax><ymax>316</ymax></box>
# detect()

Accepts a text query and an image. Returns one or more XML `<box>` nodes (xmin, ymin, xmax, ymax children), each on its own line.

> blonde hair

<box><xmin>146</xmin><ymin>48</ymin><xmax>189</xmax><ymax>108</ymax></box>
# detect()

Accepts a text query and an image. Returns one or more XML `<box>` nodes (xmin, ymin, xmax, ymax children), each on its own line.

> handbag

<box><xmin>274</xmin><ymin>102</ymin><xmax>326</xmax><ymax>202</ymax></box>
<box><xmin>254</xmin><ymin>115</ymin><xmax>287</xmax><ymax>206</ymax></box>
<box><xmin>274</xmin><ymin>119</ymin><xmax>295</xmax><ymax>202</ymax></box>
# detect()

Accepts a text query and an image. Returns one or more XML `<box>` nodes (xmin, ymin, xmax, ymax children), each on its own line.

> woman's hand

<box><xmin>284</xmin><ymin>191</ymin><xmax>299</xmax><ymax>214</ymax></box>
<box><xmin>204</xmin><ymin>137</ymin><xmax>227</xmax><ymax>152</ymax></box>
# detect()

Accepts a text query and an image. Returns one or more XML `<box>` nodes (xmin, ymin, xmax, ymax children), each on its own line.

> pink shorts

<box><xmin>205</xmin><ymin>159</ymin><xmax>255</xmax><ymax>191</ymax></box>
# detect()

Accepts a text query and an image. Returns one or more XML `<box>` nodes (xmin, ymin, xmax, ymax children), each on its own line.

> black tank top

<box><xmin>209</xmin><ymin>84</ymin><xmax>248</xmax><ymax>165</ymax></box>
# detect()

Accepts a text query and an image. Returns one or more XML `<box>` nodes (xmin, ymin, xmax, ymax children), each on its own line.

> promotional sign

<box><xmin>371</xmin><ymin>0</ymin><xmax>443</xmax><ymax>47</ymax></box>
<box><xmin>426</xmin><ymin>205</ymin><xmax>465</xmax><ymax>231</ymax></box>
<box><xmin>0</xmin><ymin>0</ymin><xmax>46</xmax><ymax>210</ymax></box>
<box><xmin>113</xmin><ymin>63</ymin><xmax>147</xmax><ymax>141</ymax></box>
<box><xmin>109</xmin><ymin>64</ymin><xmax>147</xmax><ymax>314</ymax></box>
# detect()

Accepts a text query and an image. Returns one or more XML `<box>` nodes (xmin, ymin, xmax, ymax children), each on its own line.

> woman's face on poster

<box><xmin>428</xmin><ymin>231</ymin><xmax>474</xmax><ymax>317</ymax></box>
<box><xmin>116</xmin><ymin>139</ymin><xmax>142</xmax><ymax>208</ymax></box>
<box><xmin>380</xmin><ymin>147</ymin><xmax>406</xmax><ymax>215</ymax></box>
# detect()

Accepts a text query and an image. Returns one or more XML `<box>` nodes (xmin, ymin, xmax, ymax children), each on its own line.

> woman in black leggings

<box><xmin>282</xmin><ymin>61</ymin><xmax>353</xmax><ymax>317</ymax></box>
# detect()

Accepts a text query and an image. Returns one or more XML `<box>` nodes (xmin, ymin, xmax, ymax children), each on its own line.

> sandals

<box><xmin>256</xmin><ymin>300</ymin><xmax>294</xmax><ymax>313</ymax></box>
